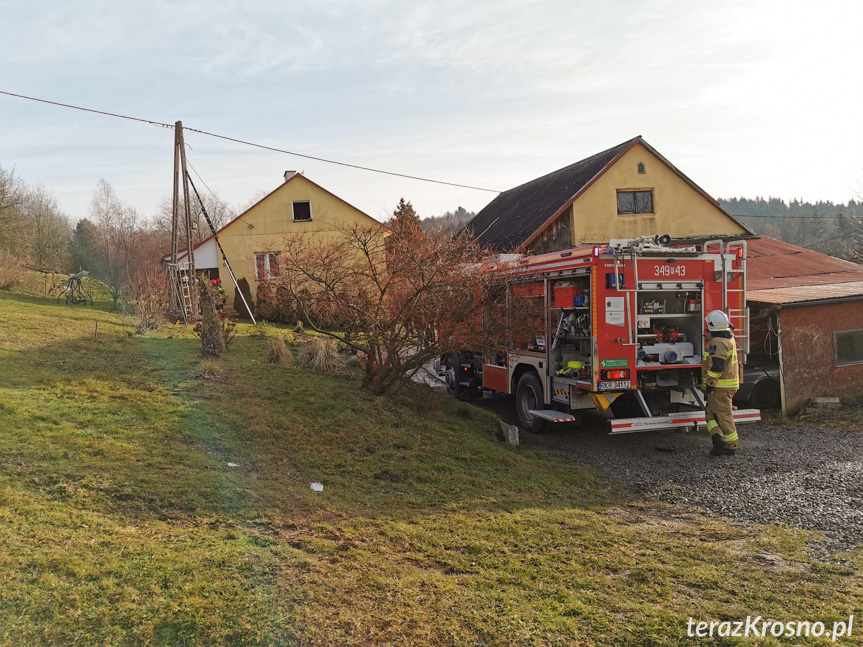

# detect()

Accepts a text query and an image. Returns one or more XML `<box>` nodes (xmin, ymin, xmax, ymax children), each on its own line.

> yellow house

<box><xmin>468</xmin><ymin>136</ymin><xmax>752</xmax><ymax>254</ymax></box>
<box><xmin>175</xmin><ymin>171</ymin><xmax>381</xmax><ymax>313</ymax></box>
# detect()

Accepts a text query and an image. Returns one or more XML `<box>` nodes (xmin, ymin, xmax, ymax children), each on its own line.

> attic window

<box><xmin>617</xmin><ymin>190</ymin><xmax>654</xmax><ymax>215</ymax></box>
<box><xmin>292</xmin><ymin>201</ymin><xmax>312</xmax><ymax>222</ymax></box>
<box><xmin>637</xmin><ymin>162</ymin><xmax>645</xmax><ymax>174</ymax></box>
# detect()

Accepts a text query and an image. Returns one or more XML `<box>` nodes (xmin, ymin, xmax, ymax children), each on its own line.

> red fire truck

<box><xmin>442</xmin><ymin>236</ymin><xmax>761</xmax><ymax>433</ymax></box>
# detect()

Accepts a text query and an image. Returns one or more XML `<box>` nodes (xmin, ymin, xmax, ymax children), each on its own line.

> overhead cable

<box><xmin>735</xmin><ymin>213</ymin><xmax>860</xmax><ymax>220</ymax></box>
<box><xmin>0</xmin><ymin>89</ymin><xmax>500</xmax><ymax>193</ymax></box>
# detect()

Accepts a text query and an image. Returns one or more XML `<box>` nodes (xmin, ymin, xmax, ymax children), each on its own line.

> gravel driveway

<box><xmin>469</xmin><ymin>392</ymin><xmax>863</xmax><ymax>558</ymax></box>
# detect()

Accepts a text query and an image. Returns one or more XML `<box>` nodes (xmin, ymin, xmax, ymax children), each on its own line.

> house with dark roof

<box><xmin>745</xmin><ymin>236</ymin><xmax>863</xmax><ymax>413</ymax></box>
<box><xmin>467</xmin><ymin>136</ymin><xmax>753</xmax><ymax>254</ymax></box>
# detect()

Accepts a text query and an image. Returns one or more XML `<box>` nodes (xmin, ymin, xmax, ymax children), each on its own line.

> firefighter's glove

<box><xmin>705</xmin><ymin>385</ymin><xmax>714</xmax><ymax>394</ymax></box>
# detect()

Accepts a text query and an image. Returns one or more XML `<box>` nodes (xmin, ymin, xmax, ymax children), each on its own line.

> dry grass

<box><xmin>192</xmin><ymin>358</ymin><xmax>224</xmax><ymax>380</ymax></box>
<box><xmin>264</xmin><ymin>335</ymin><xmax>294</xmax><ymax>367</ymax></box>
<box><xmin>298</xmin><ymin>337</ymin><xmax>347</xmax><ymax>375</ymax></box>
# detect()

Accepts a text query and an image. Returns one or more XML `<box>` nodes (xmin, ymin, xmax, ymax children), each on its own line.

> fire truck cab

<box><xmin>443</xmin><ymin>236</ymin><xmax>761</xmax><ymax>434</ymax></box>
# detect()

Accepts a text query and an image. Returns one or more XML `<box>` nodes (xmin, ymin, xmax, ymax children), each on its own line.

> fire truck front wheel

<box><xmin>516</xmin><ymin>371</ymin><xmax>548</xmax><ymax>434</ymax></box>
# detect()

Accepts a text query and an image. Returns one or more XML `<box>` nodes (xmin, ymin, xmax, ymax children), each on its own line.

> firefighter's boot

<box><xmin>709</xmin><ymin>433</ymin><xmax>724</xmax><ymax>456</ymax></box>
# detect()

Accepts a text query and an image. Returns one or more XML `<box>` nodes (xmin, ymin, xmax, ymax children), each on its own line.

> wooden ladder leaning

<box><xmin>167</xmin><ymin>264</ymin><xmax>194</xmax><ymax>325</ymax></box>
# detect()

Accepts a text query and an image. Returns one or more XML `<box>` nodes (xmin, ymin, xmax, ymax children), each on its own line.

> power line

<box><xmin>801</xmin><ymin>232</ymin><xmax>854</xmax><ymax>249</ymax></box>
<box><xmin>0</xmin><ymin>89</ymin><xmax>174</xmax><ymax>130</ymax></box>
<box><xmin>734</xmin><ymin>213</ymin><xmax>862</xmax><ymax>219</ymax></box>
<box><xmin>799</xmin><ymin>215</ymin><xmax>863</xmax><ymax>250</ymax></box>
<box><xmin>0</xmin><ymin>89</ymin><xmax>501</xmax><ymax>193</ymax></box>
<box><xmin>180</xmin><ymin>125</ymin><xmax>501</xmax><ymax>192</ymax></box>
<box><xmin>186</xmin><ymin>159</ymin><xmax>238</xmax><ymax>217</ymax></box>
<box><xmin>185</xmin><ymin>159</ymin><xmax>258</xmax><ymax>230</ymax></box>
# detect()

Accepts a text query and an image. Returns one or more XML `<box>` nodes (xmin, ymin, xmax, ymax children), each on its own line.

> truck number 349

<box><xmin>654</xmin><ymin>264</ymin><xmax>685</xmax><ymax>277</ymax></box>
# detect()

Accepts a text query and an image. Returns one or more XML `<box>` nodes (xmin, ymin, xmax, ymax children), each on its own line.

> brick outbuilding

<box><xmin>746</xmin><ymin>237</ymin><xmax>863</xmax><ymax>413</ymax></box>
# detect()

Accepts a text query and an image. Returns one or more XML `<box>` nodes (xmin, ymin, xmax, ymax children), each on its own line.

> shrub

<box><xmin>131</xmin><ymin>266</ymin><xmax>169</xmax><ymax>333</ymax></box>
<box><xmin>0</xmin><ymin>252</ymin><xmax>24</xmax><ymax>291</ymax></box>
<box><xmin>193</xmin><ymin>277</ymin><xmax>237</xmax><ymax>358</ymax></box>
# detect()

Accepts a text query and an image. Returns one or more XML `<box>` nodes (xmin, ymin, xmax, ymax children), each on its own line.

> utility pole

<box><xmin>168</xmin><ymin>121</ymin><xmax>197</xmax><ymax>322</ymax></box>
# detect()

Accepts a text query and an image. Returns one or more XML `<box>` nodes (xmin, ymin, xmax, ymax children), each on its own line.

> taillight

<box><xmin>601</xmin><ymin>369</ymin><xmax>630</xmax><ymax>380</ymax></box>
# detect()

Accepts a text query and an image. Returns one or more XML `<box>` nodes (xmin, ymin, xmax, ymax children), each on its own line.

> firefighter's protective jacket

<box><xmin>702</xmin><ymin>331</ymin><xmax>739</xmax><ymax>390</ymax></box>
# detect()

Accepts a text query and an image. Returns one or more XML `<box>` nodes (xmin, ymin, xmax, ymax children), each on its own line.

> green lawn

<box><xmin>0</xmin><ymin>284</ymin><xmax>860</xmax><ymax>646</ymax></box>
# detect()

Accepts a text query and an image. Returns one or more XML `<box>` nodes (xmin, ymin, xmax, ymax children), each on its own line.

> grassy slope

<box><xmin>0</xmin><ymin>284</ymin><xmax>860</xmax><ymax>646</ymax></box>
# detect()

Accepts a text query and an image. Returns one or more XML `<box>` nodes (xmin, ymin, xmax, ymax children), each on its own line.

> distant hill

<box><xmin>719</xmin><ymin>196</ymin><xmax>863</xmax><ymax>263</ymax></box>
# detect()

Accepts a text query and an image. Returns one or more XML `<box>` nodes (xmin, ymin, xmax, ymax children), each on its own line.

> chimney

<box><xmin>284</xmin><ymin>170</ymin><xmax>297</xmax><ymax>183</ymax></box>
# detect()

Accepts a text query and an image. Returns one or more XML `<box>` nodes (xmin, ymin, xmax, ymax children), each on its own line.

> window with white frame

<box><xmin>255</xmin><ymin>252</ymin><xmax>282</xmax><ymax>280</ymax></box>
<box><xmin>292</xmin><ymin>201</ymin><xmax>312</xmax><ymax>221</ymax></box>
<box><xmin>835</xmin><ymin>329</ymin><xmax>863</xmax><ymax>366</ymax></box>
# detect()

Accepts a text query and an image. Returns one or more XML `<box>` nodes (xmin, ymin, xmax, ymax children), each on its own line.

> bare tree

<box><xmin>151</xmin><ymin>191</ymin><xmax>236</xmax><ymax>244</ymax></box>
<box><xmin>0</xmin><ymin>166</ymin><xmax>25</xmax><ymax>255</ymax></box>
<box><xmin>89</xmin><ymin>179</ymin><xmax>141</xmax><ymax>309</ymax></box>
<box><xmin>126</xmin><ymin>230</ymin><xmax>172</xmax><ymax>332</ymax></box>
<box><xmin>833</xmin><ymin>208</ymin><xmax>863</xmax><ymax>263</ymax></box>
<box><xmin>19</xmin><ymin>185</ymin><xmax>71</xmax><ymax>271</ymax></box>
<box><xmin>238</xmin><ymin>188</ymin><xmax>273</xmax><ymax>213</ymax></box>
<box><xmin>260</xmin><ymin>207</ymin><xmax>497</xmax><ymax>395</ymax></box>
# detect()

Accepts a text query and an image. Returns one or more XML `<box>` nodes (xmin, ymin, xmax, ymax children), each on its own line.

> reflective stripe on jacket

<box><xmin>701</xmin><ymin>333</ymin><xmax>739</xmax><ymax>389</ymax></box>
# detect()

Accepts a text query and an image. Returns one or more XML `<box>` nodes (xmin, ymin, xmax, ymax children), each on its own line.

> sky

<box><xmin>1</xmin><ymin>0</ymin><xmax>862</xmax><ymax>224</ymax></box>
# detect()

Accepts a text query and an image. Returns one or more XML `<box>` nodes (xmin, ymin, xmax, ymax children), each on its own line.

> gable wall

<box><xmin>527</xmin><ymin>205</ymin><xmax>572</xmax><ymax>255</ymax></box>
<box><xmin>216</xmin><ymin>176</ymin><xmax>379</xmax><ymax>311</ymax></box>
<box><xmin>571</xmin><ymin>143</ymin><xmax>746</xmax><ymax>244</ymax></box>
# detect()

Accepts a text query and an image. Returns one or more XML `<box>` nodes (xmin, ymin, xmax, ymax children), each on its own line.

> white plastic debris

<box><xmin>226</xmin><ymin>462</ymin><xmax>239</xmax><ymax>468</ymax></box>
<box><xmin>310</xmin><ymin>482</ymin><xmax>324</xmax><ymax>492</ymax></box>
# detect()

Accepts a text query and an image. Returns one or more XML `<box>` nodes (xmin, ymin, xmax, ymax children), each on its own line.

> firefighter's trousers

<box><xmin>705</xmin><ymin>388</ymin><xmax>739</xmax><ymax>449</ymax></box>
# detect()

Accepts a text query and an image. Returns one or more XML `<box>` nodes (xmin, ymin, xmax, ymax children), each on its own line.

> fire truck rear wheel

<box><xmin>750</xmin><ymin>379</ymin><xmax>780</xmax><ymax>410</ymax></box>
<box><xmin>516</xmin><ymin>371</ymin><xmax>548</xmax><ymax>434</ymax></box>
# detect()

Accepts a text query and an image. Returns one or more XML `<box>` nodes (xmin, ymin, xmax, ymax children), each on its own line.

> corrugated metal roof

<box><xmin>748</xmin><ymin>281</ymin><xmax>863</xmax><ymax>305</ymax></box>
<box><xmin>747</xmin><ymin>236</ymin><xmax>863</xmax><ymax>291</ymax></box>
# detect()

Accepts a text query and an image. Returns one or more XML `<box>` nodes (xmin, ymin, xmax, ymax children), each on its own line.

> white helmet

<box><xmin>705</xmin><ymin>310</ymin><xmax>730</xmax><ymax>332</ymax></box>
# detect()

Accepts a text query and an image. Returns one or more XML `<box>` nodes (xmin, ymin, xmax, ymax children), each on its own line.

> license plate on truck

<box><xmin>599</xmin><ymin>380</ymin><xmax>631</xmax><ymax>391</ymax></box>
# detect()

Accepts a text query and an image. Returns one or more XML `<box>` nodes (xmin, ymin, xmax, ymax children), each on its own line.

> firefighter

<box><xmin>702</xmin><ymin>310</ymin><xmax>739</xmax><ymax>456</ymax></box>
<box><xmin>212</xmin><ymin>278</ymin><xmax>226</xmax><ymax>311</ymax></box>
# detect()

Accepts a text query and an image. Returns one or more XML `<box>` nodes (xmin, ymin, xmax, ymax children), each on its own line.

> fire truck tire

<box><xmin>516</xmin><ymin>371</ymin><xmax>548</xmax><ymax>434</ymax></box>
<box><xmin>445</xmin><ymin>356</ymin><xmax>461</xmax><ymax>398</ymax></box>
<box><xmin>750</xmin><ymin>379</ymin><xmax>780</xmax><ymax>410</ymax></box>
<box><xmin>610</xmin><ymin>392</ymin><xmax>642</xmax><ymax>419</ymax></box>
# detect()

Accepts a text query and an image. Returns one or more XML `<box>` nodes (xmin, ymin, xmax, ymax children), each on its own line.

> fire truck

<box><xmin>442</xmin><ymin>236</ymin><xmax>761</xmax><ymax>434</ymax></box>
